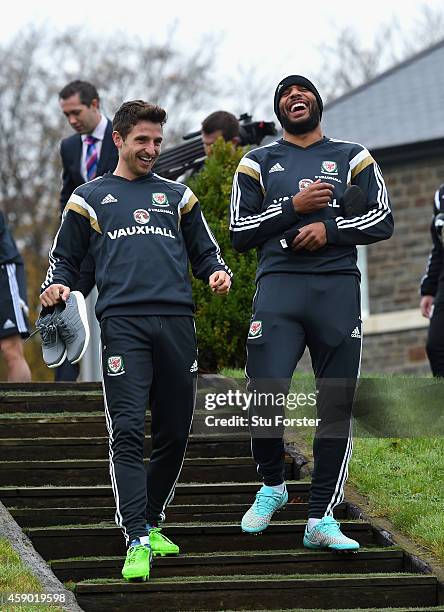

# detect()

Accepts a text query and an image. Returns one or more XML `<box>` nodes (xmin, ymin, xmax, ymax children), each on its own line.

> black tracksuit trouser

<box><xmin>246</xmin><ymin>273</ymin><xmax>362</xmax><ymax>518</ymax></box>
<box><xmin>426</xmin><ymin>295</ymin><xmax>444</xmax><ymax>377</ymax></box>
<box><xmin>100</xmin><ymin>315</ymin><xmax>197</xmax><ymax>545</ymax></box>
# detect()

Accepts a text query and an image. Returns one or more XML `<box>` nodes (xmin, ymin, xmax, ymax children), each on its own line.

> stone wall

<box><xmin>367</xmin><ymin>156</ymin><xmax>444</xmax><ymax>314</ymax></box>
<box><xmin>297</xmin><ymin>327</ymin><xmax>430</xmax><ymax>376</ymax></box>
<box><xmin>361</xmin><ymin>327</ymin><xmax>429</xmax><ymax>374</ymax></box>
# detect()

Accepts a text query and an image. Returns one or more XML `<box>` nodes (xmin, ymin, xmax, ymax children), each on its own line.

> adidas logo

<box><xmin>269</xmin><ymin>163</ymin><xmax>285</xmax><ymax>173</ymax></box>
<box><xmin>351</xmin><ymin>326</ymin><xmax>361</xmax><ymax>339</ymax></box>
<box><xmin>101</xmin><ymin>193</ymin><xmax>118</xmax><ymax>204</ymax></box>
<box><xmin>2</xmin><ymin>319</ymin><xmax>15</xmax><ymax>330</ymax></box>
<box><xmin>190</xmin><ymin>360</ymin><xmax>198</xmax><ymax>373</ymax></box>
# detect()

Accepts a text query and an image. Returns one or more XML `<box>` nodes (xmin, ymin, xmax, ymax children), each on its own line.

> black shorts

<box><xmin>0</xmin><ymin>262</ymin><xmax>30</xmax><ymax>340</ymax></box>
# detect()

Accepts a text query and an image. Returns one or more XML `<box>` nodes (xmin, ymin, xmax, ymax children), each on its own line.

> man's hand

<box><xmin>292</xmin><ymin>179</ymin><xmax>334</xmax><ymax>214</ymax></box>
<box><xmin>209</xmin><ymin>271</ymin><xmax>231</xmax><ymax>295</ymax></box>
<box><xmin>40</xmin><ymin>284</ymin><xmax>71</xmax><ymax>307</ymax></box>
<box><xmin>420</xmin><ymin>295</ymin><xmax>434</xmax><ymax>319</ymax></box>
<box><xmin>292</xmin><ymin>222</ymin><xmax>327</xmax><ymax>251</ymax></box>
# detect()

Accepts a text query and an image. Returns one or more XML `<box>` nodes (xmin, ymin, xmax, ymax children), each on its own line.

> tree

<box><xmin>315</xmin><ymin>5</ymin><xmax>444</xmax><ymax>101</ymax></box>
<box><xmin>0</xmin><ymin>25</ymin><xmax>219</xmax><ymax>249</ymax></box>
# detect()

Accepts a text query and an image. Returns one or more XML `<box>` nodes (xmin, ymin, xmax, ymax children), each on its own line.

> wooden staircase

<box><xmin>0</xmin><ymin>382</ymin><xmax>443</xmax><ymax>612</ymax></box>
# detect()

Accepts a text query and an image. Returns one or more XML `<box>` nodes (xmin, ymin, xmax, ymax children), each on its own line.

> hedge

<box><xmin>188</xmin><ymin>139</ymin><xmax>257</xmax><ymax>371</ymax></box>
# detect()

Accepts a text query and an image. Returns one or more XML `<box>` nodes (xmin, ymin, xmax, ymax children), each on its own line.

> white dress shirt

<box><xmin>80</xmin><ymin>114</ymin><xmax>108</xmax><ymax>181</ymax></box>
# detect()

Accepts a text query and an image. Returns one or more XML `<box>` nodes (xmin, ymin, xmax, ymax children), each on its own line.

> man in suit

<box><xmin>56</xmin><ymin>80</ymin><xmax>118</xmax><ymax>381</ymax></box>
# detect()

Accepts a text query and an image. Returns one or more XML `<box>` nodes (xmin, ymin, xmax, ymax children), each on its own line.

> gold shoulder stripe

<box><xmin>351</xmin><ymin>156</ymin><xmax>374</xmax><ymax>179</ymax></box>
<box><xmin>181</xmin><ymin>193</ymin><xmax>198</xmax><ymax>215</ymax></box>
<box><xmin>237</xmin><ymin>164</ymin><xmax>260</xmax><ymax>182</ymax></box>
<box><xmin>89</xmin><ymin>218</ymin><xmax>102</xmax><ymax>234</ymax></box>
<box><xmin>65</xmin><ymin>201</ymin><xmax>102</xmax><ymax>234</ymax></box>
<box><xmin>65</xmin><ymin>201</ymin><xmax>88</xmax><ymax>219</ymax></box>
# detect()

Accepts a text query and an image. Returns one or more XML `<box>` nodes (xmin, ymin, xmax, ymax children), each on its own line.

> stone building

<box><xmin>320</xmin><ymin>39</ymin><xmax>444</xmax><ymax>374</ymax></box>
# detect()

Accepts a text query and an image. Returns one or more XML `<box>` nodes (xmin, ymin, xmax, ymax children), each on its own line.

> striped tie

<box><xmin>85</xmin><ymin>135</ymin><xmax>98</xmax><ymax>181</ymax></box>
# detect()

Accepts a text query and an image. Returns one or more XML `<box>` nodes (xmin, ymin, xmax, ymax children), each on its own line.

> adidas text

<box><xmin>190</xmin><ymin>360</ymin><xmax>198</xmax><ymax>373</ymax></box>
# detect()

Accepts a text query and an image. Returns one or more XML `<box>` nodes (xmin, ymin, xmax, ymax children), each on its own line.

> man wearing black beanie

<box><xmin>274</xmin><ymin>74</ymin><xmax>324</xmax><ymax>123</ymax></box>
<box><xmin>229</xmin><ymin>75</ymin><xmax>394</xmax><ymax>551</ymax></box>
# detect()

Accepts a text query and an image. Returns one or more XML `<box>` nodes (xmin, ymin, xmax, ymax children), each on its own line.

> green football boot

<box><xmin>121</xmin><ymin>540</ymin><xmax>152</xmax><ymax>581</ymax></box>
<box><xmin>148</xmin><ymin>527</ymin><xmax>180</xmax><ymax>556</ymax></box>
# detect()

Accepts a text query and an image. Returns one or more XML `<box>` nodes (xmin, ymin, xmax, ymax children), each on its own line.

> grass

<box><xmin>349</xmin><ymin>438</ymin><xmax>444</xmax><ymax>560</ymax></box>
<box><xmin>0</xmin><ymin>537</ymin><xmax>63</xmax><ymax>611</ymax></box>
<box><xmin>220</xmin><ymin>369</ymin><xmax>444</xmax><ymax>564</ymax></box>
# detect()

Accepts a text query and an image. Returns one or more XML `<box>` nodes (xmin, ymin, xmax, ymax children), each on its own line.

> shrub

<box><xmin>188</xmin><ymin>139</ymin><xmax>257</xmax><ymax>371</ymax></box>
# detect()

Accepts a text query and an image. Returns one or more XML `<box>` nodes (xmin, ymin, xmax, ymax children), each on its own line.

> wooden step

<box><xmin>267</xmin><ymin>608</ymin><xmax>444</xmax><ymax>612</ymax></box>
<box><xmin>26</xmin><ymin>521</ymin><xmax>376</xmax><ymax>560</ymax></box>
<box><xmin>10</xmin><ymin>502</ymin><xmax>347</xmax><ymax>527</ymax></box>
<box><xmin>0</xmin><ymin>482</ymin><xmax>310</xmax><ymax>509</ymax></box>
<box><xmin>0</xmin><ymin>413</ymin><xmax>110</xmax><ymax>438</ymax></box>
<box><xmin>0</xmin><ymin>414</ymin><xmax>143</xmax><ymax>438</ymax></box>
<box><xmin>0</xmin><ymin>377</ymin><xmax>240</xmax><ymax>414</ymax></box>
<box><xmin>73</xmin><ymin>574</ymin><xmax>439</xmax><ymax>611</ymax></box>
<box><xmin>252</xmin><ymin>608</ymin><xmax>444</xmax><ymax>612</ymax></box>
<box><xmin>0</xmin><ymin>386</ymin><xmax>103</xmax><ymax>413</ymax></box>
<box><xmin>0</xmin><ymin>433</ymin><xmax>252</xmax><ymax>461</ymax></box>
<box><xmin>49</xmin><ymin>548</ymin><xmax>404</xmax><ymax>582</ymax></box>
<box><xmin>0</xmin><ymin>409</ymin><xmax>247</xmax><ymax>438</ymax></box>
<box><xmin>0</xmin><ymin>456</ymin><xmax>295</xmax><ymax>486</ymax></box>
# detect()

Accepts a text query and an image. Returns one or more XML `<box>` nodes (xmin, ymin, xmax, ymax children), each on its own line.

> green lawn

<box><xmin>0</xmin><ymin>538</ymin><xmax>63</xmax><ymax>611</ymax></box>
<box><xmin>350</xmin><ymin>437</ymin><xmax>443</xmax><ymax>552</ymax></box>
<box><xmin>220</xmin><ymin>369</ymin><xmax>444</xmax><ymax>563</ymax></box>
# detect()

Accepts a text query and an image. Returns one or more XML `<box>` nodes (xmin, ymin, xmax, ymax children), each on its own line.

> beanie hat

<box><xmin>274</xmin><ymin>75</ymin><xmax>323</xmax><ymax>122</ymax></box>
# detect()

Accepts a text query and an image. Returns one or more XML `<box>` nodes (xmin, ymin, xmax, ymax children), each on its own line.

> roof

<box><xmin>322</xmin><ymin>39</ymin><xmax>444</xmax><ymax>151</ymax></box>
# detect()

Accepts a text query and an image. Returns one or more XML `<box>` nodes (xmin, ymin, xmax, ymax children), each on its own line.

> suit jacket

<box><xmin>59</xmin><ymin>118</ymin><xmax>118</xmax><ymax>296</ymax></box>
<box><xmin>60</xmin><ymin>118</ymin><xmax>119</xmax><ymax>212</ymax></box>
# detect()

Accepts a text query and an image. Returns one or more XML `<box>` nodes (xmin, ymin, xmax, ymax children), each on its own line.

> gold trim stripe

<box><xmin>351</xmin><ymin>156</ymin><xmax>374</xmax><ymax>179</ymax></box>
<box><xmin>181</xmin><ymin>193</ymin><xmax>198</xmax><ymax>215</ymax></box>
<box><xmin>237</xmin><ymin>164</ymin><xmax>260</xmax><ymax>182</ymax></box>
<box><xmin>65</xmin><ymin>201</ymin><xmax>102</xmax><ymax>234</ymax></box>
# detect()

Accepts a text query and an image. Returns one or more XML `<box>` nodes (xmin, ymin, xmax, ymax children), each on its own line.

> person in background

<box><xmin>201</xmin><ymin>110</ymin><xmax>241</xmax><ymax>156</ymax></box>
<box><xmin>0</xmin><ymin>210</ymin><xmax>31</xmax><ymax>382</ymax></box>
<box><xmin>56</xmin><ymin>80</ymin><xmax>118</xmax><ymax>381</ymax></box>
<box><xmin>420</xmin><ymin>183</ymin><xmax>444</xmax><ymax>376</ymax></box>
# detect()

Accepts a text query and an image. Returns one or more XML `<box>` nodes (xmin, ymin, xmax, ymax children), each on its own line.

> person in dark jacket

<box><xmin>420</xmin><ymin>183</ymin><xmax>444</xmax><ymax>376</ymax></box>
<box><xmin>230</xmin><ymin>74</ymin><xmax>393</xmax><ymax>550</ymax></box>
<box><xmin>40</xmin><ymin>100</ymin><xmax>232</xmax><ymax>581</ymax></box>
<box><xmin>56</xmin><ymin>80</ymin><xmax>119</xmax><ymax>380</ymax></box>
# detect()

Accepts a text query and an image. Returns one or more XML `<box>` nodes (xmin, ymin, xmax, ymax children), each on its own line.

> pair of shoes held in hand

<box><xmin>36</xmin><ymin>291</ymin><xmax>90</xmax><ymax>368</ymax></box>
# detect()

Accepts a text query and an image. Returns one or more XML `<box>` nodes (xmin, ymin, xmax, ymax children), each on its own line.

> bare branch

<box><xmin>315</xmin><ymin>4</ymin><xmax>444</xmax><ymax>102</ymax></box>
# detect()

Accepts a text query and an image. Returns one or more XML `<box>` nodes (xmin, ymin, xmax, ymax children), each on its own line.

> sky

<box><xmin>3</xmin><ymin>0</ymin><xmax>444</xmax><ymax>121</ymax></box>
